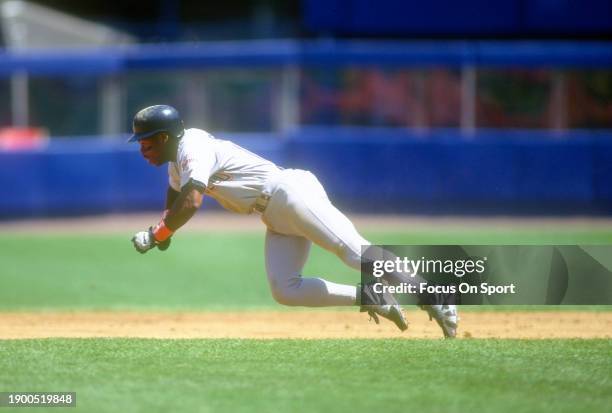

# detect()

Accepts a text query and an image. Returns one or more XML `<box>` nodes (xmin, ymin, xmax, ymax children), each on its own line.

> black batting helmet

<box><xmin>128</xmin><ymin>105</ymin><xmax>185</xmax><ymax>142</ymax></box>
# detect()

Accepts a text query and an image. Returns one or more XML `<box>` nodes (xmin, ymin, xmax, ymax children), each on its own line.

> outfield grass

<box><xmin>0</xmin><ymin>338</ymin><xmax>610</xmax><ymax>413</ymax></box>
<box><xmin>1</xmin><ymin>229</ymin><xmax>611</xmax><ymax>310</ymax></box>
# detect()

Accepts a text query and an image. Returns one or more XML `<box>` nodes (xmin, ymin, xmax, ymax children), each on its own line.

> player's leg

<box><xmin>264</xmin><ymin>229</ymin><xmax>357</xmax><ymax>307</ymax></box>
<box><xmin>274</xmin><ymin>171</ymin><xmax>366</xmax><ymax>270</ymax></box>
<box><xmin>283</xmin><ymin>179</ymin><xmax>455</xmax><ymax>336</ymax></box>
<box><xmin>261</xmin><ymin>170</ymin><xmax>420</xmax><ymax>332</ymax></box>
<box><xmin>275</xmin><ymin>171</ymin><xmax>397</xmax><ymax>274</ymax></box>
<box><xmin>263</xmin><ymin>170</ymin><xmax>417</xmax><ymax>285</ymax></box>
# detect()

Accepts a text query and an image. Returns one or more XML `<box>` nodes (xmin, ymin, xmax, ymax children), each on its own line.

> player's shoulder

<box><xmin>178</xmin><ymin>128</ymin><xmax>216</xmax><ymax>153</ymax></box>
<box><xmin>181</xmin><ymin>128</ymin><xmax>216</xmax><ymax>144</ymax></box>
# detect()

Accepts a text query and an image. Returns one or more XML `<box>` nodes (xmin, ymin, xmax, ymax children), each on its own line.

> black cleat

<box><xmin>359</xmin><ymin>281</ymin><xmax>408</xmax><ymax>332</ymax></box>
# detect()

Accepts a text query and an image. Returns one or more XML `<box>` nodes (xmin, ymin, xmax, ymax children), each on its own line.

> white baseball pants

<box><xmin>260</xmin><ymin>169</ymin><xmax>367</xmax><ymax>306</ymax></box>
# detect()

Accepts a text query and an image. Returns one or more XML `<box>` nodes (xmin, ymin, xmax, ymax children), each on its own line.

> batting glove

<box><xmin>132</xmin><ymin>210</ymin><xmax>175</xmax><ymax>254</ymax></box>
<box><xmin>132</xmin><ymin>228</ymin><xmax>156</xmax><ymax>254</ymax></box>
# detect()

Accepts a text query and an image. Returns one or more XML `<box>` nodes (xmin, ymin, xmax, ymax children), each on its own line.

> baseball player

<box><xmin>130</xmin><ymin>105</ymin><xmax>458</xmax><ymax>338</ymax></box>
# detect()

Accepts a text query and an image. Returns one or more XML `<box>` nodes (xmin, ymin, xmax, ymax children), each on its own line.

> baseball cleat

<box><xmin>358</xmin><ymin>281</ymin><xmax>408</xmax><ymax>332</ymax></box>
<box><xmin>420</xmin><ymin>304</ymin><xmax>458</xmax><ymax>338</ymax></box>
<box><xmin>364</xmin><ymin>304</ymin><xmax>408</xmax><ymax>332</ymax></box>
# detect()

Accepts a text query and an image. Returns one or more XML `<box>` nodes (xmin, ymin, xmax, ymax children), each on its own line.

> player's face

<box><xmin>139</xmin><ymin>133</ymin><xmax>168</xmax><ymax>166</ymax></box>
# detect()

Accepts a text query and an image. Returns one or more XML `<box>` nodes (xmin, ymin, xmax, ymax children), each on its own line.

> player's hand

<box><xmin>131</xmin><ymin>229</ymin><xmax>156</xmax><ymax>254</ymax></box>
<box><xmin>132</xmin><ymin>228</ymin><xmax>172</xmax><ymax>253</ymax></box>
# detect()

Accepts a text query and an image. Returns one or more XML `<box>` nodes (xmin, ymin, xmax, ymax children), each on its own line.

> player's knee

<box><xmin>338</xmin><ymin>236</ymin><xmax>371</xmax><ymax>270</ymax></box>
<box><xmin>269</xmin><ymin>278</ymin><xmax>302</xmax><ymax>306</ymax></box>
<box><xmin>338</xmin><ymin>243</ymin><xmax>363</xmax><ymax>271</ymax></box>
<box><xmin>270</xmin><ymin>288</ymin><xmax>300</xmax><ymax>306</ymax></box>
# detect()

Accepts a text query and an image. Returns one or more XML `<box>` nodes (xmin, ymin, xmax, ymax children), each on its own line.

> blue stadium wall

<box><xmin>1</xmin><ymin>129</ymin><xmax>611</xmax><ymax>218</ymax></box>
<box><xmin>304</xmin><ymin>0</ymin><xmax>612</xmax><ymax>36</ymax></box>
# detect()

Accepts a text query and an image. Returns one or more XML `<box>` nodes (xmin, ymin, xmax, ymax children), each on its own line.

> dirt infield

<box><xmin>1</xmin><ymin>311</ymin><xmax>610</xmax><ymax>340</ymax></box>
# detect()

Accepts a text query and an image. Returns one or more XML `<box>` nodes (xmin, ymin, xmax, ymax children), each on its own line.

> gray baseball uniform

<box><xmin>168</xmin><ymin>128</ymin><xmax>366</xmax><ymax>306</ymax></box>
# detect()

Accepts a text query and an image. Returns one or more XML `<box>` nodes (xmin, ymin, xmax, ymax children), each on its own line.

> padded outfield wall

<box><xmin>1</xmin><ymin>128</ymin><xmax>611</xmax><ymax>218</ymax></box>
<box><xmin>0</xmin><ymin>40</ymin><xmax>610</xmax><ymax>217</ymax></box>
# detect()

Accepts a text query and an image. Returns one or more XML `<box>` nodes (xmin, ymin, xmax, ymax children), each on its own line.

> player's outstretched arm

<box><xmin>164</xmin><ymin>183</ymin><xmax>204</xmax><ymax>231</ymax></box>
<box><xmin>131</xmin><ymin>182</ymin><xmax>204</xmax><ymax>254</ymax></box>
<box><xmin>165</xmin><ymin>186</ymin><xmax>180</xmax><ymax>210</ymax></box>
<box><xmin>146</xmin><ymin>186</ymin><xmax>180</xmax><ymax>251</ymax></box>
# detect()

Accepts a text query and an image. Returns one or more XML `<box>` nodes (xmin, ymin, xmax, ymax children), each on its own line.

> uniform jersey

<box><xmin>168</xmin><ymin>128</ymin><xmax>281</xmax><ymax>214</ymax></box>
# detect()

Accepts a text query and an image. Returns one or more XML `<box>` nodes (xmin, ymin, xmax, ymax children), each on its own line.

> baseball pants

<box><xmin>260</xmin><ymin>169</ymin><xmax>364</xmax><ymax>306</ymax></box>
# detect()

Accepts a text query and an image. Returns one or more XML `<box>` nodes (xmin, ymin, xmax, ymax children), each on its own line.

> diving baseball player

<box><xmin>130</xmin><ymin>105</ymin><xmax>458</xmax><ymax>338</ymax></box>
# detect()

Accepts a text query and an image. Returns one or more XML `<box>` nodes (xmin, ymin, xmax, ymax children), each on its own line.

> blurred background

<box><xmin>0</xmin><ymin>0</ymin><xmax>611</xmax><ymax>217</ymax></box>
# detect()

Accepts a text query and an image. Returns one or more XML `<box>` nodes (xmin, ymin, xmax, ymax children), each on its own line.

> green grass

<box><xmin>1</xmin><ymin>228</ymin><xmax>611</xmax><ymax>413</ymax></box>
<box><xmin>1</xmin><ymin>229</ymin><xmax>611</xmax><ymax>310</ymax></box>
<box><xmin>0</xmin><ymin>338</ymin><xmax>610</xmax><ymax>413</ymax></box>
